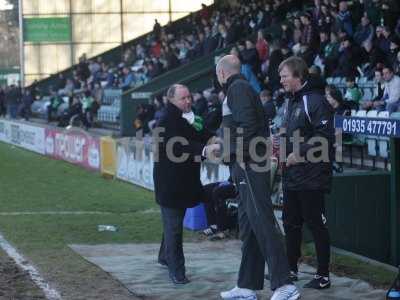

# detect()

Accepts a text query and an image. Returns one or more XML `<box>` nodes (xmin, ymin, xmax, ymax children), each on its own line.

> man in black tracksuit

<box><xmin>279</xmin><ymin>56</ymin><xmax>334</xmax><ymax>290</ymax></box>
<box><xmin>217</xmin><ymin>55</ymin><xmax>300</xmax><ymax>300</ymax></box>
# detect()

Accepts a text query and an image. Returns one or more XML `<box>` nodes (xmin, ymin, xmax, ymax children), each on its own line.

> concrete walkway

<box><xmin>70</xmin><ymin>240</ymin><xmax>386</xmax><ymax>300</ymax></box>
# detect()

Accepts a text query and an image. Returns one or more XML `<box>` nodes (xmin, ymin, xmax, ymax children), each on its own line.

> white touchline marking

<box><xmin>0</xmin><ymin>232</ymin><xmax>62</xmax><ymax>300</ymax></box>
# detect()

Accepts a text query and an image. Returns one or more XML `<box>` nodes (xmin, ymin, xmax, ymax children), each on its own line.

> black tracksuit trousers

<box><xmin>283</xmin><ymin>190</ymin><xmax>330</xmax><ymax>277</ymax></box>
<box><xmin>231</xmin><ymin>163</ymin><xmax>291</xmax><ymax>291</ymax></box>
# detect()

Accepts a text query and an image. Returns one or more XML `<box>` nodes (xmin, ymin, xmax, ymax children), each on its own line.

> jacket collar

<box><xmin>166</xmin><ymin>101</ymin><xmax>183</xmax><ymax>117</ymax></box>
<box><xmin>225</xmin><ymin>73</ymin><xmax>246</xmax><ymax>90</ymax></box>
<box><xmin>291</xmin><ymin>80</ymin><xmax>309</xmax><ymax>100</ymax></box>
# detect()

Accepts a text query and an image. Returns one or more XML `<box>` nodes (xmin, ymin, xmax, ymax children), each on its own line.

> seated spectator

<box><xmin>315</xmin><ymin>3</ymin><xmax>333</xmax><ymax>33</ymax></box>
<box><xmin>192</xmin><ymin>91</ymin><xmax>208</xmax><ymax>118</ymax></box>
<box><xmin>217</xmin><ymin>24</ymin><xmax>228</xmax><ymax>49</ymax></box>
<box><xmin>395</xmin><ymin>18</ymin><xmax>400</xmax><ymax>39</ymax></box>
<box><xmin>298</xmin><ymin>43</ymin><xmax>316</xmax><ymax>67</ymax></box>
<box><xmin>354</xmin><ymin>15</ymin><xmax>374</xmax><ymax>46</ymax></box>
<box><xmin>343</xmin><ymin>76</ymin><xmax>362</xmax><ymax>109</ymax></box>
<box><xmin>260</xmin><ymin>89</ymin><xmax>276</xmax><ymax>126</ymax></box>
<box><xmin>361</xmin><ymin>69</ymin><xmax>385</xmax><ymax>112</ymax></box>
<box><xmin>256</xmin><ymin>30</ymin><xmax>269</xmax><ymax>62</ymax></box>
<box><xmin>81</xmin><ymin>90</ymin><xmax>96</xmax><ymax>129</ymax></box>
<box><xmin>240</xmin><ymin>39</ymin><xmax>260</xmax><ymax>76</ymax></box>
<box><xmin>309</xmin><ymin>65</ymin><xmax>326</xmax><ymax>89</ymax></box>
<box><xmin>292</xmin><ymin>17</ymin><xmax>303</xmax><ymax>45</ymax></box>
<box><xmin>373</xmin><ymin>65</ymin><xmax>400</xmax><ymax>113</ymax></box>
<box><xmin>55</xmin><ymin>73</ymin><xmax>66</xmax><ymax>91</ymax></box>
<box><xmin>300</xmin><ymin>13</ymin><xmax>317</xmax><ymax>49</ymax></box>
<box><xmin>336</xmin><ymin>1</ymin><xmax>353</xmax><ymax>37</ymax></box>
<box><xmin>360</xmin><ymin>40</ymin><xmax>386</xmax><ymax>78</ymax></box>
<box><xmin>148</xmin><ymin>96</ymin><xmax>165</xmax><ymax>131</ymax></box>
<box><xmin>376</xmin><ymin>26</ymin><xmax>392</xmax><ymax>55</ymax></box>
<box><xmin>323</xmin><ymin>31</ymin><xmax>341</xmax><ymax>77</ymax></box>
<box><xmin>119</xmin><ymin>67</ymin><xmax>135</xmax><ymax>90</ymax></box>
<box><xmin>280</xmin><ymin>22</ymin><xmax>293</xmax><ymax>47</ymax></box>
<box><xmin>134</xmin><ymin>104</ymin><xmax>153</xmax><ymax>135</ymax></box>
<box><xmin>326</xmin><ymin>84</ymin><xmax>351</xmax><ymax>115</ymax></box>
<box><xmin>389</xmin><ymin>37</ymin><xmax>400</xmax><ymax>68</ymax></box>
<box><xmin>47</xmin><ymin>90</ymin><xmax>63</xmax><ymax>122</ymax></box>
<box><xmin>230</xmin><ymin>46</ymin><xmax>261</xmax><ymax>93</ymax></box>
<box><xmin>203</xmin><ymin>26</ymin><xmax>218</xmax><ymax>54</ymax></box>
<box><xmin>204</xmin><ymin>93</ymin><xmax>222</xmax><ymax>134</ymax></box>
<box><xmin>333</xmin><ymin>36</ymin><xmax>360</xmax><ymax>77</ymax></box>
<box><xmin>202</xmin><ymin>179</ymin><xmax>238</xmax><ymax>238</ymax></box>
<box><xmin>394</xmin><ymin>51</ymin><xmax>400</xmax><ymax>75</ymax></box>
<box><xmin>318</xmin><ymin>31</ymin><xmax>330</xmax><ymax>57</ymax></box>
<box><xmin>58</xmin><ymin>96</ymin><xmax>82</xmax><ymax>127</ymax></box>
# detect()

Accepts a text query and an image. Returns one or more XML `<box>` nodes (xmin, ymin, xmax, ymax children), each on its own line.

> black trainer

<box><xmin>304</xmin><ymin>275</ymin><xmax>331</xmax><ymax>289</ymax></box>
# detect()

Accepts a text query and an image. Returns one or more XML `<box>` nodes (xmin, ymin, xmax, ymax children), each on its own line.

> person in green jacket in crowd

<box><xmin>47</xmin><ymin>89</ymin><xmax>63</xmax><ymax>122</ymax></box>
<box><xmin>81</xmin><ymin>90</ymin><xmax>96</xmax><ymax>129</ymax></box>
<box><xmin>344</xmin><ymin>76</ymin><xmax>362</xmax><ymax>109</ymax></box>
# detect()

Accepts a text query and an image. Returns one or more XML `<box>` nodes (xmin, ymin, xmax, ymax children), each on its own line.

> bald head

<box><xmin>216</xmin><ymin>55</ymin><xmax>241</xmax><ymax>85</ymax></box>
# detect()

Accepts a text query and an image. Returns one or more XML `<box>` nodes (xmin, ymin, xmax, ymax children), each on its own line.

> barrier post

<box><xmin>390</xmin><ymin>138</ymin><xmax>400</xmax><ymax>265</ymax></box>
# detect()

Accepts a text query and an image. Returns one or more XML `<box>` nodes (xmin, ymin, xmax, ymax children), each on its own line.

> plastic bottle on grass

<box><xmin>98</xmin><ymin>225</ymin><xmax>118</xmax><ymax>232</ymax></box>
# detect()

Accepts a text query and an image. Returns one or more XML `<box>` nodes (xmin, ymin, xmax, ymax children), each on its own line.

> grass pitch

<box><xmin>0</xmin><ymin>141</ymin><xmax>396</xmax><ymax>297</ymax></box>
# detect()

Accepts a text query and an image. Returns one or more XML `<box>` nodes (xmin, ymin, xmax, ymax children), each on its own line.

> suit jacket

<box><xmin>153</xmin><ymin>102</ymin><xmax>212</xmax><ymax>208</ymax></box>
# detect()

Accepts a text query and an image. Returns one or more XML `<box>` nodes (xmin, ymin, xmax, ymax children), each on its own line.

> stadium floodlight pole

<box><xmin>18</xmin><ymin>0</ymin><xmax>24</xmax><ymax>87</ymax></box>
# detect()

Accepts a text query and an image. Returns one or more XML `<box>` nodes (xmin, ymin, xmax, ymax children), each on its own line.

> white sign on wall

<box><xmin>0</xmin><ymin>119</ymin><xmax>45</xmax><ymax>154</ymax></box>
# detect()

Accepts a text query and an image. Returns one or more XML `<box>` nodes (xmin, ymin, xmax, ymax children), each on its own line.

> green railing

<box><xmin>326</xmin><ymin>171</ymin><xmax>392</xmax><ymax>264</ymax></box>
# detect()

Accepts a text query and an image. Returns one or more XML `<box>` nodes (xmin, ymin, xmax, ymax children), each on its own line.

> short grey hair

<box><xmin>166</xmin><ymin>84</ymin><xmax>187</xmax><ymax>101</ymax></box>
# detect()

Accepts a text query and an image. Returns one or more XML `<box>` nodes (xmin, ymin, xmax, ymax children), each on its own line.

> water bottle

<box><xmin>387</xmin><ymin>266</ymin><xmax>400</xmax><ymax>300</ymax></box>
<box><xmin>98</xmin><ymin>225</ymin><xmax>118</xmax><ymax>232</ymax></box>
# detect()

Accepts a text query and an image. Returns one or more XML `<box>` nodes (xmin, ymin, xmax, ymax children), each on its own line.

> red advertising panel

<box><xmin>45</xmin><ymin>128</ymin><xmax>100</xmax><ymax>170</ymax></box>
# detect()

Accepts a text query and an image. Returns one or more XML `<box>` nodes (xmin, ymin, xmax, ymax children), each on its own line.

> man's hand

<box><xmin>286</xmin><ymin>152</ymin><xmax>300</xmax><ymax>167</ymax></box>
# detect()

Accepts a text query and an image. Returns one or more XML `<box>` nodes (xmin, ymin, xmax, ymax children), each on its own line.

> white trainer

<box><xmin>220</xmin><ymin>286</ymin><xmax>257</xmax><ymax>300</ymax></box>
<box><xmin>270</xmin><ymin>284</ymin><xmax>300</xmax><ymax>300</ymax></box>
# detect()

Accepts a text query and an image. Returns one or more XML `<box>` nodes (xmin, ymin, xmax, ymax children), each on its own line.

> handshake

<box><xmin>202</xmin><ymin>137</ymin><xmax>223</xmax><ymax>160</ymax></box>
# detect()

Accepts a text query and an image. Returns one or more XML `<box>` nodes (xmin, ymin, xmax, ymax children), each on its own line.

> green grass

<box><xmin>0</xmin><ymin>141</ymin><xmax>194</xmax><ymax>298</ymax></box>
<box><xmin>0</xmin><ymin>141</ymin><xmax>164</xmax><ymax>248</ymax></box>
<box><xmin>0</xmin><ymin>141</ymin><xmax>396</xmax><ymax>294</ymax></box>
<box><xmin>0</xmin><ymin>141</ymin><xmax>200</xmax><ymax>250</ymax></box>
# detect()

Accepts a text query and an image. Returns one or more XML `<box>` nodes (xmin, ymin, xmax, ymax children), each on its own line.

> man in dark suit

<box><xmin>153</xmin><ymin>84</ymin><xmax>219</xmax><ymax>284</ymax></box>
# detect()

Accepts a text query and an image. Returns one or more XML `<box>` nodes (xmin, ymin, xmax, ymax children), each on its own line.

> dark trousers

<box><xmin>283</xmin><ymin>190</ymin><xmax>330</xmax><ymax>277</ymax></box>
<box><xmin>47</xmin><ymin>106</ymin><xmax>57</xmax><ymax>122</ymax></box>
<box><xmin>18</xmin><ymin>103</ymin><xmax>31</xmax><ymax>120</ymax></box>
<box><xmin>203</xmin><ymin>182</ymin><xmax>237</xmax><ymax>230</ymax></box>
<box><xmin>158</xmin><ymin>206</ymin><xmax>186</xmax><ymax>279</ymax></box>
<box><xmin>231</xmin><ymin>163</ymin><xmax>291</xmax><ymax>291</ymax></box>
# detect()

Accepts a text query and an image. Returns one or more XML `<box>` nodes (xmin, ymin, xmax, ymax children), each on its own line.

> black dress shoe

<box><xmin>158</xmin><ymin>259</ymin><xmax>168</xmax><ymax>267</ymax></box>
<box><xmin>170</xmin><ymin>274</ymin><xmax>190</xmax><ymax>284</ymax></box>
